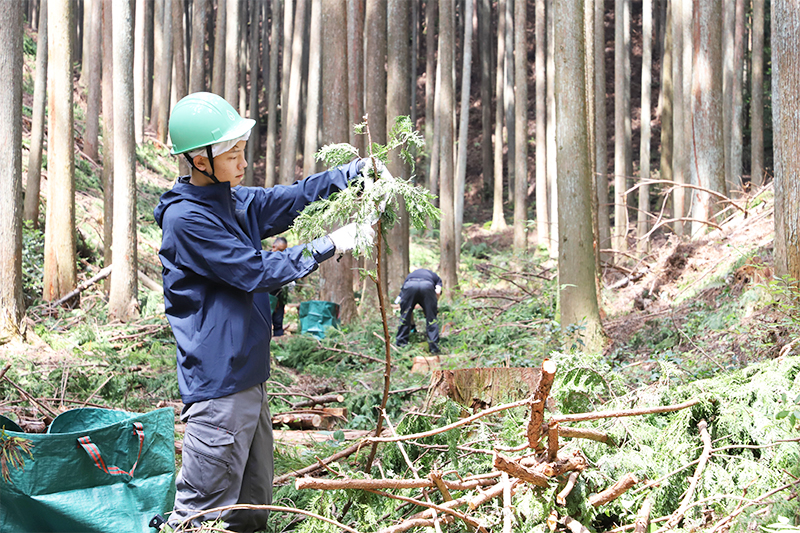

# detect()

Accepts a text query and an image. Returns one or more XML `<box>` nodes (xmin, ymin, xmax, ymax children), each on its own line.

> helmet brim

<box><xmin>170</xmin><ymin>118</ymin><xmax>256</xmax><ymax>155</ymax></box>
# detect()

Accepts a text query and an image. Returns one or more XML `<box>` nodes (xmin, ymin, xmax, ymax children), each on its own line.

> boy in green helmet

<box><xmin>155</xmin><ymin>92</ymin><xmax>372</xmax><ymax>531</ymax></box>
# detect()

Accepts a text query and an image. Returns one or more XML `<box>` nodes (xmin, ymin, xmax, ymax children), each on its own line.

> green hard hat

<box><xmin>169</xmin><ymin>92</ymin><xmax>255</xmax><ymax>155</ymax></box>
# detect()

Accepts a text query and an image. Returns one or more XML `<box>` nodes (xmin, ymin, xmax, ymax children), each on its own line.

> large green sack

<box><xmin>0</xmin><ymin>407</ymin><xmax>175</xmax><ymax>532</ymax></box>
<box><xmin>298</xmin><ymin>300</ymin><xmax>340</xmax><ymax>339</ymax></box>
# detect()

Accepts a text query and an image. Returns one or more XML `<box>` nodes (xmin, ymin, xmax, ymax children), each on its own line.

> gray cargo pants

<box><xmin>169</xmin><ymin>383</ymin><xmax>274</xmax><ymax>532</ymax></box>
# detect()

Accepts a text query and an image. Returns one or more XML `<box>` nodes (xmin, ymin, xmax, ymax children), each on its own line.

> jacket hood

<box><xmin>154</xmin><ymin>176</ymin><xmax>235</xmax><ymax>228</ymax></box>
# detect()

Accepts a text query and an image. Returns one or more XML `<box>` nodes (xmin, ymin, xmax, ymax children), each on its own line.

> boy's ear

<box><xmin>192</xmin><ymin>154</ymin><xmax>208</xmax><ymax>171</ymax></box>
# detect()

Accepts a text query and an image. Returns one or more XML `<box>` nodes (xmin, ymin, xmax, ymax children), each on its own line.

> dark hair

<box><xmin>273</xmin><ymin>237</ymin><xmax>288</xmax><ymax>246</ymax></box>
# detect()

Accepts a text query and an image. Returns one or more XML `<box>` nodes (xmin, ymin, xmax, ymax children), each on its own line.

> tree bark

<box><xmin>237</xmin><ymin>0</ymin><xmax>247</xmax><ymax>116</ymax></box>
<box><xmin>0</xmin><ymin>0</ymin><xmax>24</xmax><ymax>338</ymax></box>
<box><xmin>478</xmin><ymin>0</ymin><xmax>492</xmax><ymax>197</ymax></box>
<box><xmin>534</xmin><ymin>0</ymin><xmax>546</xmax><ymax>242</ymax></box>
<box><xmin>24</xmin><ymin>1</ymin><xmax>47</xmax><ymax>227</ymax></box>
<box><xmin>83</xmin><ymin>0</ymin><xmax>101</xmax><ymax>160</ymax></box>
<box><xmin>211</xmin><ymin>0</ymin><xmax>226</xmax><ymax>96</ymax></box>
<box><xmin>613</xmin><ymin>0</ymin><xmax>629</xmax><ymax>254</ymax></box>
<box><xmin>438</xmin><ymin>0</ymin><xmax>457</xmax><ymax>296</ymax></box>
<box><xmin>424</xmin><ymin>0</ymin><xmax>437</xmax><ymax>180</ymax></box>
<box><xmin>346</xmin><ymin>0</ymin><xmax>364</xmax><ymax>153</ymax></box>
<box><xmin>750</xmin><ymin>0</ymin><xmax>765</xmax><ymax>188</ymax></box>
<box><xmin>101</xmin><ymin>0</ymin><xmax>114</xmax><ymax>273</ymax></box>
<box><xmin>280</xmin><ymin>0</ymin><xmax>306</xmax><ymax>185</ymax></box>
<box><xmin>690</xmin><ymin>0</ymin><xmax>725</xmax><ymax>238</ymax></box>
<box><xmin>189</xmin><ymin>0</ymin><xmax>208</xmax><ymax>93</ymax></box>
<box><xmin>320</xmin><ymin>0</ymin><xmax>356</xmax><ymax>323</ymax></box>
<box><xmin>503</xmin><ymin>0</ymin><xmax>515</xmax><ymax>206</ymax></box>
<box><xmin>594</xmin><ymin>0</ymin><xmax>610</xmax><ymax>262</ymax></box>
<box><xmin>637</xmin><ymin>0</ymin><xmax>653</xmax><ymax>252</ymax></box>
<box><xmin>133</xmin><ymin>0</ymin><xmax>145</xmax><ymax>143</ymax></box>
<box><xmin>365</xmin><ymin>0</ymin><xmax>387</xmax><ymax>148</ymax></box>
<box><xmin>244</xmin><ymin>0</ymin><xmax>260</xmax><ymax>186</ymax></box>
<box><xmin>303</xmin><ymin>0</ymin><xmax>321</xmax><ymax>179</ymax></box>
<box><xmin>265</xmin><ymin>0</ymin><xmax>281</xmax><ymax>187</ymax></box>
<box><xmin>109</xmin><ymin>0</ymin><xmax>139</xmax><ymax>321</ymax></box>
<box><xmin>455</xmin><ymin>0</ymin><xmax>473</xmax><ymax>257</ymax></box>
<box><xmin>546</xmin><ymin>0</ymin><xmax>557</xmax><ymax>258</ymax></box>
<box><xmin>491</xmin><ymin>0</ymin><xmax>507</xmax><ymax>232</ymax></box>
<box><xmin>512</xmin><ymin>0</ymin><xmax>527</xmax><ymax>252</ymax></box>
<box><xmin>43</xmin><ymin>0</ymin><xmax>77</xmax><ymax>303</ymax></box>
<box><xmin>224</xmin><ymin>0</ymin><xmax>240</xmax><ymax>105</ymax></box>
<box><xmin>172</xmin><ymin>0</ymin><xmax>187</xmax><ymax>102</ymax></box>
<box><xmin>155</xmin><ymin>0</ymin><xmax>173</xmax><ymax>144</ymax></box>
<box><xmin>658</xmin><ymin>0</ymin><xmax>672</xmax><ymax>233</ymax></box>
<box><xmin>387</xmin><ymin>0</ymin><xmax>411</xmax><ymax>296</ymax></box>
<box><xmin>281</xmin><ymin>0</ymin><xmax>294</xmax><ymax>136</ymax></box>
<box><xmin>671</xmin><ymin>0</ymin><xmax>685</xmax><ymax>236</ymax></box>
<box><xmin>556</xmin><ymin>0</ymin><xmax>604</xmax><ymax>352</ymax></box>
<box><xmin>730</xmin><ymin>0</ymin><xmax>745</xmax><ymax>194</ymax></box>
<box><xmin>772</xmin><ymin>0</ymin><xmax>800</xmax><ymax>283</ymax></box>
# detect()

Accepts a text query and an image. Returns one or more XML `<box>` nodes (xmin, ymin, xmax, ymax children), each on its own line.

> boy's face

<box><xmin>272</xmin><ymin>241</ymin><xmax>287</xmax><ymax>252</ymax></box>
<box><xmin>192</xmin><ymin>140</ymin><xmax>248</xmax><ymax>186</ymax></box>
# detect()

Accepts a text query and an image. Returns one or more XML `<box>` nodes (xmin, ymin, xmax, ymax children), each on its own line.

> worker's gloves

<box><xmin>360</xmin><ymin>158</ymin><xmax>397</xmax><ymax>224</ymax></box>
<box><xmin>328</xmin><ymin>222</ymin><xmax>375</xmax><ymax>255</ymax></box>
<box><xmin>394</xmin><ymin>295</ymin><xmax>401</xmax><ymax>305</ymax></box>
<box><xmin>434</xmin><ymin>285</ymin><xmax>442</xmax><ymax>296</ymax></box>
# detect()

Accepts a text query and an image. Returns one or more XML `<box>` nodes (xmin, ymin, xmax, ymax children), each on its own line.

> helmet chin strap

<box><xmin>184</xmin><ymin>146</ymin><xmax>220</xmax><ymax>183</ymax></box>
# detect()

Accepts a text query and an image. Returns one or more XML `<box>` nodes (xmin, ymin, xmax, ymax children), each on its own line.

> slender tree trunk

<box><xmin>512</xmin><ymin>0</ymin><xmax>526</xmax><ymax>252</ymax></box>
<box><xmin>133</xmin><ymin>0</ymin><xmax>144</xmax><ymax>142</ymax></box>
<box><xmin>722</xmin><ymin>0</ymin><xmax>734</xmax><ymax>194</ymax></box>
<box><xmin>24</xmin><ymin>1</ymin><xmax>47</xmax><ymax>227</ymax></box>
<box><xmin>143</xmin><ymin>0</ymin><xmax>154</xmax><ymax>121</ymax></box>
<box><xmin>224</xmin><ymin>0</ymin><xmax>240</xmax><ymax>104</ymax></box>
<box><xmin>265</xmin><ymin>0</ymin><xmax>281</xmax><ymax>187</ymax></box>
<box><xmin>0</xmin><ymin>0</ymin><xmax>24</xmax><ymax>337</ymax></box>
<box><xmin>730</xmin><ymin>0</ymin><xmax>745</xmax><ymax>194</ymax></box>
<box><xmin>534</xmin><ymin>0</ymin><xmax>547</xmax><ymax>243</ymax></box>
<box><xmin>659</xmin><ymin>0</ymin><xmax>672</xmax><ymax>221</ymax></box>
<box><xmin>503</xmin><ymin>0</ymin><xmax>515</xmax><ymax>205</ymax></box>
<box><xmin>439</xmin><ymin>0</ymin><xmax>457</xmax><ymax>295</ymax></box>
<box><xmin>238</xmin><ymin>0</ymin><xmax>248</xmax><ymax>115</ymax></box>
<box><xmin>555</xmin><ymin>0</ymin><xmax>603</xmax><ymax>352</ymax></box>
<box><xmin>671</xmin><ymin>0</ymin><xmax>685</xmax><ymax>235</ymax></box>
<box><xmin>43</xmin><ymin>0</ymin><xmax>77</xmax><ymax>303</ymax></box>
<box><xmin>189</xmin><ymin>0</ymin><xmax>208</xmax><ymax>93</ymax></box>
<box><xmin>280</xmin><ymin>0</ymin><xmax>306</xmax><ymax>184</ymax></box>
<box><xmin>750</xmin><ymin>0</ymin><xmax>764</xmax><ymax>188</ymax></box>
<box><xmin>424</xmin><ymin>0</ymin><xmax>437</xmax><ymax>173</ymax></box>
<box><xmin>365</xmin><ymin>0</ymin><xmax>387</xmax><ymax>148</ymax></box>
<box><xmin>387</xmin><ymin>0</ymin><xmax>411</xmax><ymax>296</ymax></box>
<box><xmin>102</xmin><ymin>0</ymin><xmax>114</xmax><ymax>271</ymax></box>
<box><xmin>212</xmin><ymin>0</ymin><xmax>226</xmax><ymax>96</ymax></box>
<box><xmin>637</xmin><ymin>0</ymin><xmax>652</xmax><ymax>252</ymax></box>
<box><xmin>491</xmin><ymin>0</ymin><xmax>507</xmax><ymax>231</ymax></box>
<box><xmin>245</xmin><ymin>0</ymin><xmax>260</xmax><ymax>186</ymax></box>
<box><xmin>546</xmin><ymin>0</ymin><xmax>558</xmax><ymax>258</ymax></box>
<box><xmin>346</xmin><ymin>0</ymin><xmax>364</xmax><ymax>153</ymax></box>
<box><xmin>690</xmin><ymin>0</ymin><xmax>725</xmax><ymax>237</ymax></box>
<box><xmin>594</xmin><ymin>0</ymin><xmax>610</xmax><ymax>261</ymax></box>
<box><xmin>281</xmin><ymin>0</ymin><xmax>294</xmax><ymax>132</ymax></box>
<box><xmin>478</xmin><ymin>0</ymin><xmax>492</xmax><ymax>196</ymax></box>
<box><xmin>83</xmin><ymin>0</ymin><xmax>101</xmax><ymax>160</ymax></box>
<box><xmin>429</xmin><ymin>46</ymin><xmax>441</xmax><ymax>200</ymax></box>
<box><xmin>303</xmin><ymin>0</ymin><xmax>321</xmax><ymax>178</ymax></box>
<box><xmin>613</xmin><ymin>0</ymin><xmax>628</xmax><ymax>254</ymax></box>
<box><xmin>455</xmin><ymin>0</ymin><xmax>473</xmax><ymax>257</ymax></box>
<box><xmin>155</xmin><ymin>0</ymin><xmax>173</xmax><ymax>144</ymax></box>
<box><xmin>172</xmin><ymin>0</ymin><xmax>187</xmax><ymax>109</ymax></box>
<box><xmin>320</xmin><ymin>0</ymin><xmax>356</xmax><ymax>323</ymax></box>
<box><xmin>151</xmin><ymin>0</ymin><xmax>164</xmax><ymax>129</ymax></box>
<box><xmin>773</xmin><ymin>0</ymin><xmax>800</xmax><ymax>283</ymax></box>
<box><xmin>680</xmin><ymin>0</ymin><xmax>692</xmax><ymax>230</ymax></box>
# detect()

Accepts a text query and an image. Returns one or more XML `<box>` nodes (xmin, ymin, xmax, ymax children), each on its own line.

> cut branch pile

<box><xmin>284</xmin><ymin>359</ymin><xmax>710</xmax><ymax>533</ymax></box>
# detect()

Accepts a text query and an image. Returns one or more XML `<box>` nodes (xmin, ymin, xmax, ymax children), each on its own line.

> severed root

<box><xmin>589</xmin><ymin>472</ymin><xmax>639</xmax><ymax>507</ymax></box>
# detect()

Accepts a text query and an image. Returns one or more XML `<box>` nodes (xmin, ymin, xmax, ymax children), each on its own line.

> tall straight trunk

<box><xmin>730</xmin><ymin>0</ymin><xmax>745</xmax><ymax>194</ymax></box>
<box><xmin>439</xmin><ymin>0</ymin><xmax>457</xmax><ymax>295</ymax></box>
<box><xmin>212</xmin><ymin>0</ymin><xmax>226</xmax><ymax>95</ymax></box>
<box><xmin>346</xmin><ymin>0</ymin><xmax>364</xmax><ymax>153</ymax></box>
<box><xmin>690</xmin><ymin>0</ymin><xmax>725</xmax><ymax>237</ymax></box>
<box><xmin>594</xmin><ymin>0</ymin><xmax>610</xmax><ymax>260</ymax></box>
<box><xmin>659</xmin><ymin>0</ymin><xmax>672</xmax><ymax>219</ymax></box>
<box><xmin>387</xmin><ymin>0</ymin><xmax>411</xmax><ymax>298</ymax></box>
<box><xmin>750</xmin><ymin>0</ymin><xmax>764</xmax><ymax>188</ymax></box>
<box><xmin>671</xmin><ymin>0</ymin><xmax>685</xmax><ymax>235</ymax></box>
<box><xmin>722</xmin><ymin>0</ymin><xmax>734</xmax><ymax>194</ymax></box>
<box><xmin>43</xmin><ymin>0</ymin><xmax>77</xmax><ymax>302</ymax></box>
<box><xmin>424</xmin><ymin>0</ymin><xmax>437</xmax><ymax>159</ymax></box>
<box><xmin>0</xmin><ymin>0</ymin><xmax>24</xmax><ymax>336</ymax></box>
<box><xmin>155</xmin><ymin>0</ymin><xmax>173</xmax><ymax>144</ymax></box>
<box><xmin>613</xmin><ymin>0</ymin><xmax>628</xmax><ymax>253</ymax></box>
<box><xmin>320</xmin><ymin>0</ymin><xmax>356</xmax><ymax>323</ymax></box>
<box><xmin>133</xmin><ymin>0</ymin><xmax>144</xmax><ymax>142</ymax></box>
<box><xmin>24</xmin><ymin>1</ymin><xmax>47</xmax><ymax>227</ymax></box>
<box><xmin>151</xmin><ymin>0</ymin><xmax>164</xmax><ymax>129</ymax></box>
<box><xmin>280</xmin><ymin>0</ymin><xmax>306</xmax><ymax>185</ymax></box>
<box><xmin>189</xmin><ymin>0</ymin><xmax>208</xmax><ymax>93</ymax></box>
<box><xmin>102</xmin><ymin>0</ymin><xmax>114</xmax><ymax>269</ymax></box>
<box><xmin>365</xmin><ymin>0</ymin><xmax>387</xmax><ymax>147</ymax></box>
<box><xmin>429</xmin><ymin>47</ymin><xmax>441</xmax><ymax>200</ymax></box>
<box><xmin>110</xmin><ymin>0</ymin><xmax>138</xmax><ymax>321</ymax></box>
<box><xmin>172</xmin><ymin>0</ymin><xmax>187</xmax><ymax>100</ymax></box>
<box><xmin>623</xmin><ymin>0</ymin><xmax>631</xmax><ymax>180</ymax></box>
<box><xmin>773</xmin><ymin>0</ymin><xmax>800</xmax><ymax>282</ymax></box>
<box><xmin>512</xmin><ymin>0</ymin><xmax>526</xmax><ymax>252</ymax></box>
<box><xmin>281</xmin><ymin>0</ymin><xmax>294</xmax><ymax>130</ymax></box>
<box><xmin>245</xmin><ymin>0</ymin><xmax>260</xmax><ymax>186</ymax></box>
<box><xmin>478</xmin><ymin>0</ymin><xmax>492</xmax><ymax>196</ymax></box>
<box><xmin>546</xmin><ymin>0</ymin><xmax>557</xmax><ymax>258</ymax></box>
<box><xmin>491</xmin><ymin>0</ymin><xmax>507</xmax><ymax>231</ymax></box>
<box><xmin>303</xmin><ymin>0</ymin><xmax>321</xmax><ymax>178</ymax></box>
<box><xmin>503</xmin><ymin>0</ymin><xmax>515</xmax><ymax>205</ymax></box>
<box><xmin>534</xmin><ymin>0</ymin><xmax>547</xmax><ymax>243</ymax></box>
<box><xmin>681</xmin><ymin>0</ymin><xmax>692</xmax><ymax>226</ymax></box>
<box><xmin>224</xmin><ymin>0</ymin><xmax>240</xmax><ymax>104</ymax></box>
<box><xmin>83</xmin><ymin>0</ymin><xmax>101</xmax><ymax>160</ymax></box>
<box><xmin>265</xmin><ymin>0</ymin><xmax>281</xmax><ymax>187</ymax></box>
<box><xmin>555</xmin><ymin>0</ymin><xmax>603</xmax><ymax>352</ymax></box>
<box><xmin>238</xmin><ymin>1</ymin><xmax>247</xmax><ymax>115</ymax></box>
<box><xmin>143</xmin><ymin>0</ymin><xmax>154</xmax><ymax>120</ymax></box>
<box><xmin>455</xmin><ymin>0</ymin><xmax>473</xmax><ymax>256</ymax></box>
<box><xmin>410</xmin><ymin>0</ymin><xmax>419</xmax><ymax>129</ymax></box>
<box><xmin>637</xmin><ymin>0</ymin><xmax>653</xmax><ymax>252</ymax></box>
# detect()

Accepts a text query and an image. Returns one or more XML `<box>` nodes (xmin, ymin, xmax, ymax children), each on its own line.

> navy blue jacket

<box><xmin>154</xmin><ymin>160</ymin><xmax>362</xmax><ymax>403</ymax></box>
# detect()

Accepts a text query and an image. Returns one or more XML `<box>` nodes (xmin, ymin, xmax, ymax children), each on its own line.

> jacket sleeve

<box><xmin>251</xmin><ymin>159</ymin><xmax>364</xmax><ymax>239</ymax></box>
<box><xmin>166</xmin><ymin>208</ymin><xmax>334</xmax><ymax>293</ymax></box>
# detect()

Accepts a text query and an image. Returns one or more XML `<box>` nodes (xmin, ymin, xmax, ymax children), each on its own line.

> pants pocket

<box><xmin>181</xmin><ymin>421</ymin><xmax>235</xmax><ymax>497</ymax></box>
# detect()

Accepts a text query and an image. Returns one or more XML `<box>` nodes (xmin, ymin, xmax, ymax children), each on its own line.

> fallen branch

<box><xmin>558</xmin><ymin>425</ymin><xmax>614</xmax><ymax>445</ymax></box>
<box><xmin>493</xmin><ymin>452</ymin><xmax>549</xmax><ymax>487</ymax></box>
<box><xmin>273</xmin><ymin>440</ymin><xmax>366</xmax><ymax>485</ymax></box>
<box><xmin>589</xmin><ymin>472</ymin><xmax>639</xmax><ymax>507</ymax></box>
<box><xmin>365</xmin><ymin>489</ymin><xmax>487</xmax><ymax>533</ymax></box>
<box><xmin>317</xmin><ymin>339</ymin><xmax>385</xmax><ymax>365</ymax></box>
<box><xmin>295</xmin><ymin>475</ymin><xmax>497</xmax><ymax>492</ymax></box>
<box><xmin>2</xmin><ymin>373</ymin><xmax>59</xmax><ymax>418</ymax></box>
<box><xmin>527</xmin><ymin>359</ymin><xmax>556</xmax><ymax>448</ymax></box>
<box><xmin>550</xmin><ymin>398</ymin><xmax>699</xmax><ymax>424</ymax></box>
<box><xmin>291</xmin><ymin>394</ymin><xmax>346</xmax><ymax>409</ymax></box>
<box><xmin>52</xmin><ymin>265</ymin><xmax>113</xmax><ymax>307</ymax></box>
<box><xmin>557</xmin><ymin>471</ymin><xmax>581</xmax><ymax>506</ymax></box>
<box><xmin>176</xmin><ymin>503</ymin><xmax>361</xmax><ymax>533</ymax></box>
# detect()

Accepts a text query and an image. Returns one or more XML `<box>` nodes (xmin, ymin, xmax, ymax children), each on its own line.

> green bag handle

<box><xmin>77</xmin><ymin>422</ymin><xmax>145</xmax><ymax>477</ymax></box>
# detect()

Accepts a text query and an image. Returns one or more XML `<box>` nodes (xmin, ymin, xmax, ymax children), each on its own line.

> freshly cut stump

<box><xmin>425</xmin><ymin>367</ymin><xmax>542</xmax><ymax>412</ymax></box>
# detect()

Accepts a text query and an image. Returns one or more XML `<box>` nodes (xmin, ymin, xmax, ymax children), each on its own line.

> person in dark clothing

<box><xmin>156</xmin><ymin>92</ymin><xmax>374</xmax><ymax>532</ymax></box>
<box><xmin>270</xmin><ymin>237</ymin><xmax>289</xmax><ymax>336</ymax></box>
<box><xmin>396</xmin><ymin>269</ymin><xmax>443</xmax><ymax>353</ymax></box>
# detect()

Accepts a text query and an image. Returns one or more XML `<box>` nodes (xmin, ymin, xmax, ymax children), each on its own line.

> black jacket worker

<box><xmin>396</xmin><ymin>269</ymin><xmax>443</xmax><ymax>353</ymax></box>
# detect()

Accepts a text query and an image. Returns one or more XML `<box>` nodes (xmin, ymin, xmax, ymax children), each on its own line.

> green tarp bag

<box><xmin>298</xmin><ymin>300</ymin><xmax>340</xmax><ymax>339</ymax></box>
<box><xmin>0</xmin><ymin>407</ymin><xmax>175</xmax><ymax>532</ymax></box>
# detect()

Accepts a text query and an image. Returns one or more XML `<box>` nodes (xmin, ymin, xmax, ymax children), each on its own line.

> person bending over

<box><xmin>396</xmin><ymin>268</ymin><xmax>443</xmax><ymax>354</ymax></box>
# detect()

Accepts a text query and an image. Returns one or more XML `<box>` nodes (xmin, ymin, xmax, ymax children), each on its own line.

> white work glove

<box><xmin>328</xmin><ymin>222</ymin><xmax>376</xmax><ymax>255</ymax></box>
<box><xmin>287</xmin><ymin>281</ymin><xmax>296</xmax><ymax>292</ymax></box>
<box><xmin>394</xmin><ymin>295</ymin><xmax>401</xmax><ymax>305</ymax></box>
<box><xmin>360</xmin><ymin>158</ymin><xmax>396</xmax><ymax>223</ymax></box>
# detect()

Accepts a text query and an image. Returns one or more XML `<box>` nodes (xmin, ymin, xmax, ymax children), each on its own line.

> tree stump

<box><xmin>425</xmin><ymin>367</ymin><xmax>542</xmax><ymax>412</ymax></box>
